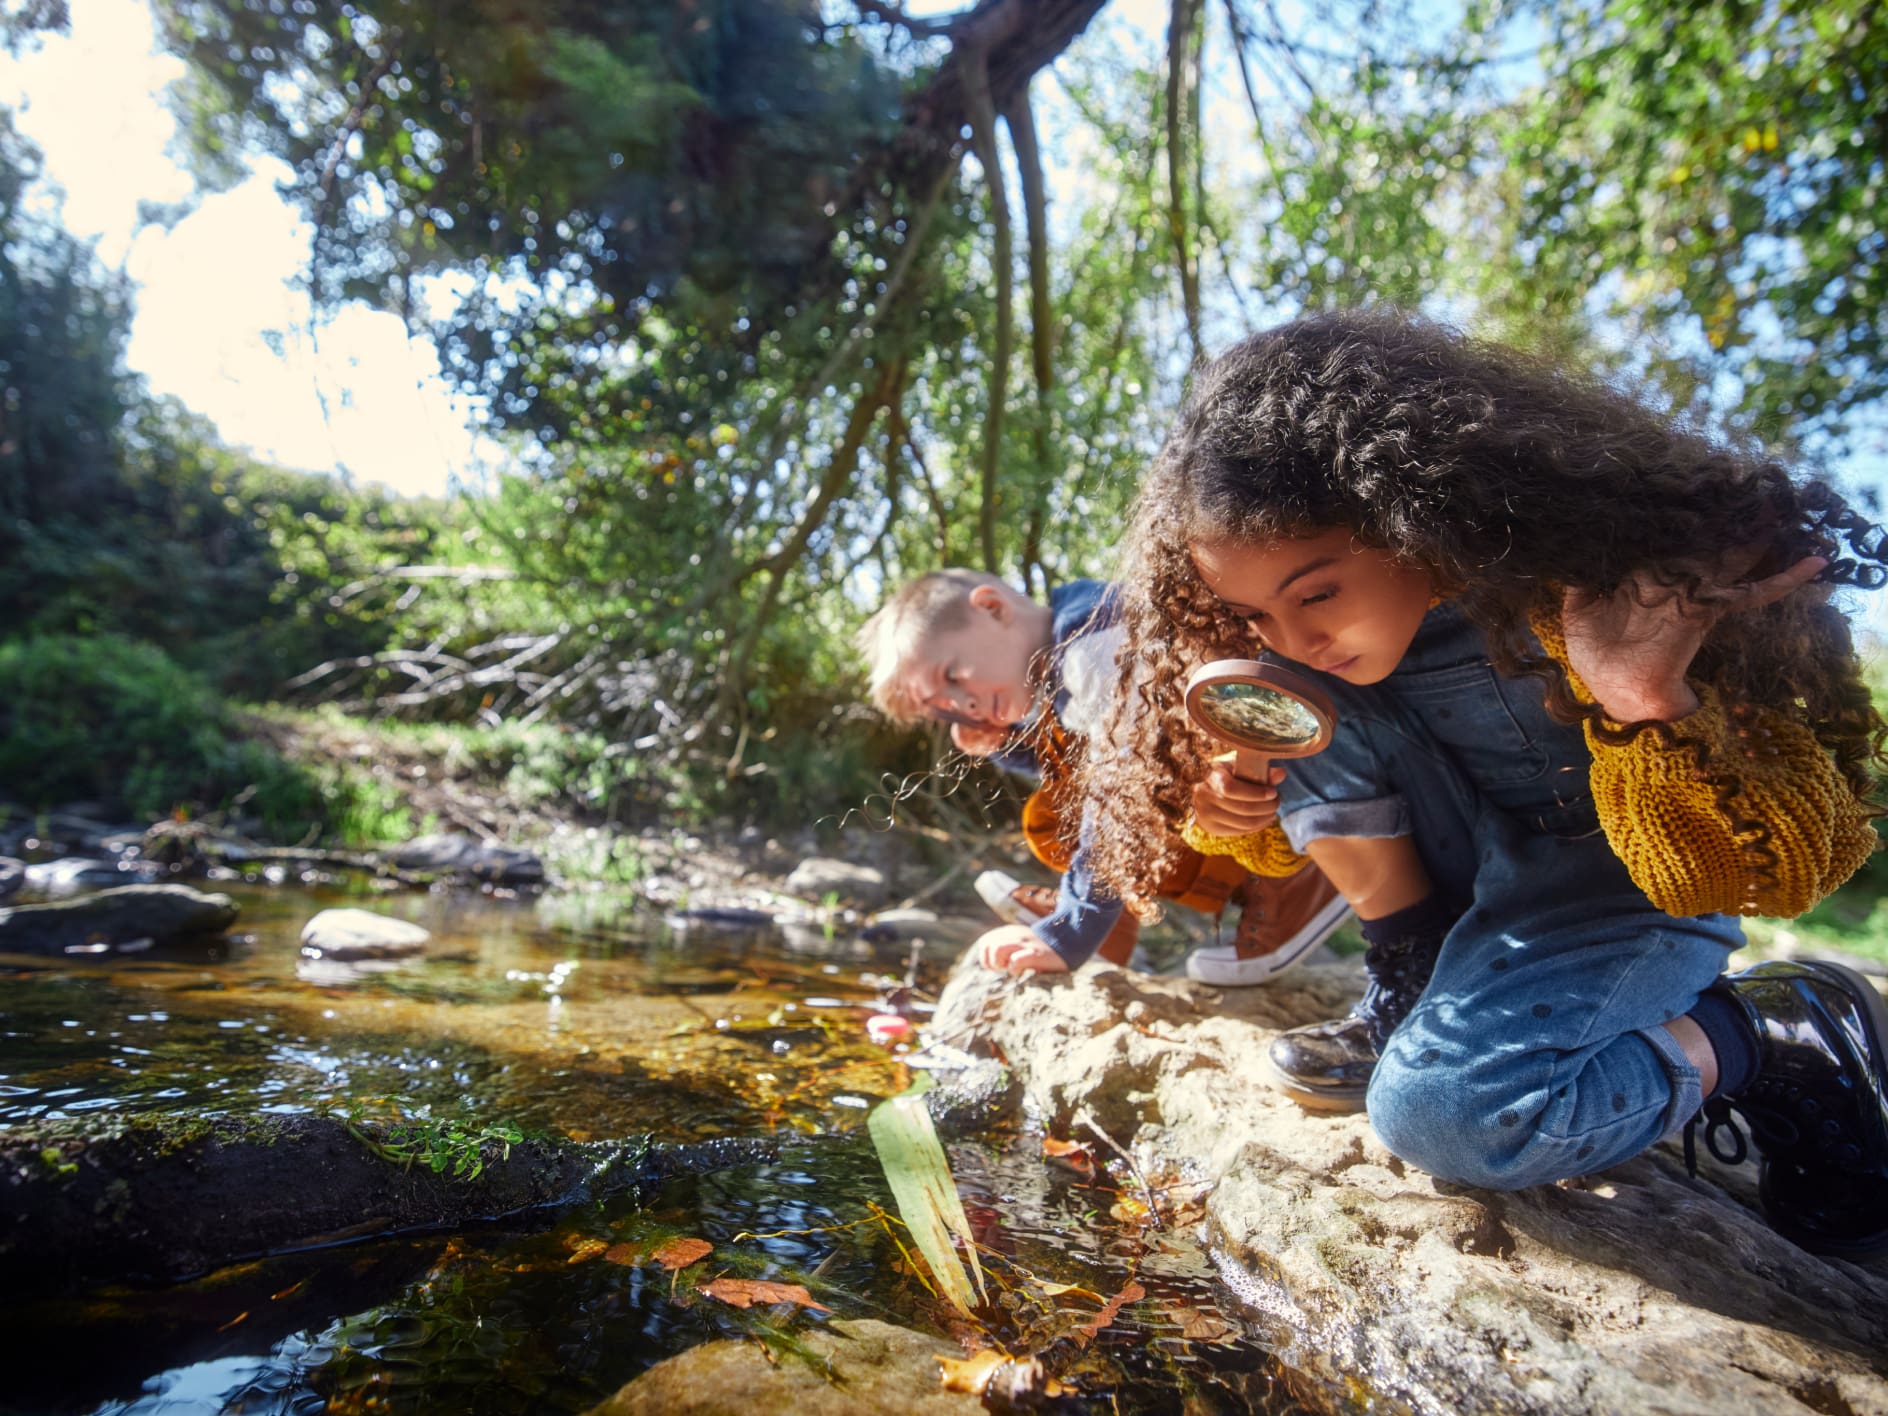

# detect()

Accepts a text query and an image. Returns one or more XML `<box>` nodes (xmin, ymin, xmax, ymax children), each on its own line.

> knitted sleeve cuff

<box><xmin>1179</xmin><ymin>819</ymin><xmax>1310</xmax><ymax>877</ymax></box>
<box><xmin>1586</xmin><ymin>683</ymin><xmax>1877</xmax><ymax>918</ymax></box>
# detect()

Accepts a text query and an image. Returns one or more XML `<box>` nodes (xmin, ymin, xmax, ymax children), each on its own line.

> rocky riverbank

<box><xmin>921</xmin><ymin>957</ymin><xmax>1888</xmax><ymax>1416</ymax></box>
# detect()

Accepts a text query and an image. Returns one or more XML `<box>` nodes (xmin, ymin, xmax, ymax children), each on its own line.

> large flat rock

<box><xmin>930</xmin><ymin>958</ymin><xmax>1888</xmax><ymax>1416</ymax></box>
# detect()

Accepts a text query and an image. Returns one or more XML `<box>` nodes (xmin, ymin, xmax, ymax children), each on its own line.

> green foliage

<box><xmin>1497</xmin><ymin>0</ymin><xmax>1888</xmax><ymax>445</ymax></box>
<box><xmin>331</xmin><ymin>1097</ymin><xmax>524</xmax><ymax>1182</ymax></box>
<box><xmin>0</xmin><ymin>634</ymin><xmax>401</xmax><ymax>839</ymax></box>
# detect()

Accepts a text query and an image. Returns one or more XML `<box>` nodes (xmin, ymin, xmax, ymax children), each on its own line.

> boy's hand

<box><xmin>974</xmin><ymin>924</ymin><xmax>1071</xmax><ymax>976</ymax></box>
<box><xmin>951</xmin><ymin>720</ymin><xmax>1013</xmax><ymax>756</ymax></box>
<box><xmin>1190</xmin><ymin>759</ymin><xmax>1286</xmax><ymax>837</ymax></box>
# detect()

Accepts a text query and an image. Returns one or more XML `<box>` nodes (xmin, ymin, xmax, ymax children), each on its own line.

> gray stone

<box><xmin>0</xmin><ymin>883</ymin><xmax>238</xmax><ymax>956</ymax></box>
<box><xmin>583</xmin><ymin>1317</ymin><xmax>984</xmax><ymax>1416</ymax></box>
<box><xmin>920</xmin><ymin>1058</ymin><xmax>1020</xmax><ymax>1135</ymax></box>
<box><xmin>22</xmin><ymin>856</ymin><xmax>157</xmax><ymax>898</ymax></box>
<box><xmin>386</xmin><ymin>833</ymin><xmax>544</xmax><ymax>884</ymax></box>
<box><xmin>783</xmin><ymin>856</ymin><xmax>890</xmax><ymax>907</ymax></box>
<box><xmin>300</xmin><ymin>908</ymin><xmax>431</xmax><ymax>961</ymax></box>
<box><xmin>929</xmin><ymin>957</ymin><xmax>1888</xmax><ymax>1416</ymax></box>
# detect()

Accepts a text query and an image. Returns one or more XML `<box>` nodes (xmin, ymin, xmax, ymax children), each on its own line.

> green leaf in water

<box><xmin>866</xmin><ymin>1078</ymin><xmax>985</xmax><ymax>1317</ymax></box>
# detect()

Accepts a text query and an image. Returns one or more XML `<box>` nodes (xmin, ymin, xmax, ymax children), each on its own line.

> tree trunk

<box><xmin>1166</xmin><ymin>0</ymin><xmax>1204</xmax><ymax>364</ymax></box>
<box><xmin>963</xmin><ymin>45</ymin><xmax>1013</xmax><ymax>577</ymax></box>
<box><xmin>1005</xmin><ymin>85</ymin><xmax>1057</xmax><ymax>599</ymax></box>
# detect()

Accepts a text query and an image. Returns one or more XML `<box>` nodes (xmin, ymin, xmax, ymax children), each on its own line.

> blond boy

<box><xmin>858</xmin><ymin>568</ymin><xmax>1348</xmax><ymax>980</ymax></box>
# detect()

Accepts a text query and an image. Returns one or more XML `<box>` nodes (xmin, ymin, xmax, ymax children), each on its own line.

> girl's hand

<box><xmin>1190</xmin><ymin>758</ymin><xmax>1286</xmax><ymax>837</ymax></box>
<box><xmin>950</xmin><ymin>721</ymin><xmax>1013</xmax><ymax>756</ymax></box>
<box><xmin>975</xmin><ymin>925</ymin><xmax>1071</xmax><ymax>976</ymax></box>
<box><xmin>1560</xmin><ymin>553</ymin><xmax>1828</xmax><ymax>722</ymax></box>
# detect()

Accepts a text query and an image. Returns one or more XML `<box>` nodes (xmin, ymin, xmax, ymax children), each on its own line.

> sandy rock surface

<box><xmin>930</xmin><ymin>957</ymin><xmax>1888</xmax><ymax>1416</ymax></box>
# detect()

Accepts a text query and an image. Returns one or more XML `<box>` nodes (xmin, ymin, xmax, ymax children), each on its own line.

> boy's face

<box><xmin>1191</xmin><ymin>527</ymin><xmax>1434</xmax><ymax>685</ymax></box>
<box><xmin>905</xmin><ymin>586</ymin><xmax>1050</xmax><ymax>730</ymax></box>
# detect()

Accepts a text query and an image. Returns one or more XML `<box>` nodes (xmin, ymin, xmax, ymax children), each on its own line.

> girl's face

<box><xmin>1191</xmin><ymin>527</ymin><xmax>1435</xmax><ymax>684</ymax></box>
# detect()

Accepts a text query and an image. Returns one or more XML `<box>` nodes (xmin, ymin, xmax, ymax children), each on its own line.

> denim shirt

<box><xmin>1274</xmin><ymin>600</ymin><xmax>1600</xmax><ymax>905</ymax></box>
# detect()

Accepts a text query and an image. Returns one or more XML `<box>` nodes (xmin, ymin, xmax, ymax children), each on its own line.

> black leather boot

<box><xmin>1266</xmin><ymin>927</ymin><xmax>1442</xmax><ymax>1113</ymax></box>
<box><xmin>1685</xmin><ymin>960</ymin><xmax>1888</xmax><ymax>1260</ymax></box>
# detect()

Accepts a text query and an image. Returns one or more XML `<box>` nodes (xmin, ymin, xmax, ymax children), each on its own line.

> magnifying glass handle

<box><xmin>1232</xmin><ymin>747</ymin><xmax>1272</xmax><ymax>783</ymax></box>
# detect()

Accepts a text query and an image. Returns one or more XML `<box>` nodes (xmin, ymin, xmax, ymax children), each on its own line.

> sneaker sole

<box><xmin>1185</xmin><ymin>891</ymin><xmax>1354</xmax><ymax>987</ymax></box>
<box><xmin>974</xmin><ymin>870</ymin><xmax>1048</xmax><ymax>928</ymax></box>
<box><xmin>1262</xmin><ymin>1054</ymin><xmax>1370</xmax><ymax>1114</ymax></box>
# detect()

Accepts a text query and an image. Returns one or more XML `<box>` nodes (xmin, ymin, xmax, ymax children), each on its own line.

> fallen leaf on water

<box><xmin>1074</xmin><ymin>1280</ymin><xmax>1145</xmax><ymax>1346</ymax></box>
<box><xmin>565</xmin><ymin>1238</ymin><xmax>608</xmax><ymax>1265</ymax></box>
<box><xmin>1109</xmin><ymin>1195</ymin><xmax>1154</xmax><ymax>1226</ymax></box>
<box><xmin>654</xmin><ymin>1236</ymin><xmax>713</xmax><ymax>1271</ymax></box>
<box><xmin>1179</xmin><ymin>1308</ymin><xmax>1237</xmax><ymax>1343</ymax></box>
<box><xmin>602</xmin><ymin>1243</ymin><xmax>643</xmax><ymax>1266</ymax></box>
<box><xmin>1035</xmin><ymin>1280</ymin><xmax>1102</xmax><ymax>1301</ymax></box>
<box><xmin>938</xmin><ymin>1349</ymin><xmax>1010</xmax><ymax>1395</ymax></box>
<box><xmin>698</xmin><ymin>1278</ymin><xmax>831</xmax><ymax>1313</ymax></box>
<box><xmin>1041</xmin><ymin>1136</ymin><xmax>1097</xmax><ymax>1178</ymax></box>
<box><xmin>938</xmin><ymin>1349</ymin><xmax>1070</xmax><ymax>1400</ymax></box>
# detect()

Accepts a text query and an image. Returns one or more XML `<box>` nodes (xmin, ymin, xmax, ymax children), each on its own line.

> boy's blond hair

<box><xmin>857</xmin><ymin>567</ymin><xmax>1010</xmax><ymax>723</ymax></box>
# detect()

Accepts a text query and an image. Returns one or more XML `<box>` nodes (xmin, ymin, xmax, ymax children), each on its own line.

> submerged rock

<box><xmin>584</xmin><ymin>1318</ymin><xmax>983</xmax><ymax>1416</ymax></box>
<box><xmin>930</xmin><ymin>958</ymin><xmax>1888</xmax><ymax>1416</ymax></box>
<box><xmin>0</xmin><ymin>883</ymin><xmax>238</xmax><ymax>957</ymax></box>
<box><xmin>0</xmin><ymin>856</ymin><xmax>21</xmax><ymax>903</ymax></box>
<box><xmin>920</xmin><ymin>1058</ymin><xmax>1021</xmax><ymax>1135</ymax></box>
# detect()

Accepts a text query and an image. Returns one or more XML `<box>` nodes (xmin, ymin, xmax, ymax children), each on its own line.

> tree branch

<box><xmin>962</xmin><ymin>44</ymin><xmax>1012</xmax><ymax>575</ymax></box>
<box><xmin>1005</xmin><ymin>84</ymin><xmax>1056</xmax><ymax>597</ymax></box>
<box><xmin>1167</xmin><ymin>0</ymin><xmax>1204</xmax><ymax>365</ymax></box>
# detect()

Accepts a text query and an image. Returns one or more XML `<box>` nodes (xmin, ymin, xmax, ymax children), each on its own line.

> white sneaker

<box><xmin>1185</xmin><ymin>885</ymin><xmax>1353</xmax><ymax>987</ymax></box>
<box><xmin>975</xmin><ymin>869</ymin><xmax>1050</xmax><ymax>927</ymax></box>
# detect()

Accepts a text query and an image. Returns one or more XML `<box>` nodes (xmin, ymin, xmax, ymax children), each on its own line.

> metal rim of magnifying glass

<box><xmin>1183</xmin><ymin>658</ymin><xmax>1338</xmax><ymax>758</ymax></box>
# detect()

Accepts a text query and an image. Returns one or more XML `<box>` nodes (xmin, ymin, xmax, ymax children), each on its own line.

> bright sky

<box><xmin>0</xmin><ymin>0</ymin><xmax>490</xmax><ymax>498</ymax></box>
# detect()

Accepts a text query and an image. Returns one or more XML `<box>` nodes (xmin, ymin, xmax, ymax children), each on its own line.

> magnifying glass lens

<box><xmin>1195</xmin><ymin>681</ymin><xmax>1324</xmax><ymax>751</ymax></box>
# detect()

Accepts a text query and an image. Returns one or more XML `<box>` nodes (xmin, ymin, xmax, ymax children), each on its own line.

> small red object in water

<box><xmin>866</xmin><ymin>1013</ymin><xmax>911</xmax><ymax>1044</ymax></box>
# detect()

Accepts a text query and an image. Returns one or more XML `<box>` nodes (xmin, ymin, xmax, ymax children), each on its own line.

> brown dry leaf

<box><xmin>1041</xmin><ymin>1136</ymin><xmax>1097</xmax><ymax>1178</ymax></box>
<box><xmin>565</xmin><ymin>1238</ymin><xmax>608</xmax><ymax>1265</ymax></box>
<box><xmin>937</xmin><ymin>1349</ymin><xmax>1010</xmax><ymax>1396</ymax></box>
<box><xmin>602</xmin><ymin>1243</ymin><xmax>643</xmax><ymax>1266</ymax></box>
<box><xmin>698</xmin><ymin>1278</ymin><xmax>831</xmax><ymax>1313</ymax></box>
<box><xmin>1179</xmin><ymin>1309</ymin><xmax>1237</xmax><ymax>1343</ymax></box>
<box><xmin>1109</xmin><ymin>1195</ymin><xmax>1154</xmax><ymax>1226</ymax></box>
<box><xmin>653</xmin><ymin>1236</ymin><xmax>714</xmax><ymax>1271</ymax></box>
<box><xmin>938</xmin><ymin>1350</ymin><xmax>1071</xmax><ymax>1401</ymax></box>
<box><xmin>1074</xmin><ymin>1280</ymin><xmax>1145</xmax><ymax>1346</ymax></box>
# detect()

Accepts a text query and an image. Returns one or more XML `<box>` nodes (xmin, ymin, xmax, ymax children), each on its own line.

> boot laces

<box><xmin>1682</xmin><ymin>1096</ymin><xmax>1749</xmax><ymax>1177</ymax></box>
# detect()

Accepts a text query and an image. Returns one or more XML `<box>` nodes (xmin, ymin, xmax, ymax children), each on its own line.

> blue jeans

<box><xmin>1273</xmin><ymin>605</ymin><xmax>1742</xmax><ymax>1189</ymax></box>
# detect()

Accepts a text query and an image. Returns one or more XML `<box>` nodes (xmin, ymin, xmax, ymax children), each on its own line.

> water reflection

<box><xmin>0</xmin><ymin>882</ymin><xmax>1316</xmax><ymax>1415</ymax></box>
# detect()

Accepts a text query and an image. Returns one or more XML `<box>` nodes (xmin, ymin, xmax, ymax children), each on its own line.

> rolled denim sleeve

<box><xmin>1276</xmin><ymin>712</ymin><xmax>1414</xmax><ymax>849</ymax></box>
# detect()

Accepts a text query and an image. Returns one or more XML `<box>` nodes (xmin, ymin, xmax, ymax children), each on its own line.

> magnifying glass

<box><xmin>1183</xmin><ymin>659</ymin><xmax>1337</xmax><ymax>781</ymax></box>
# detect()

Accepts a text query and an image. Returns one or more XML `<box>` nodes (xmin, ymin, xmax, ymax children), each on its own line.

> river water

<box><xmin>0</xmin><ymin>878</ymin><xmax>1332</xmax><ymax>1415</ymax></box>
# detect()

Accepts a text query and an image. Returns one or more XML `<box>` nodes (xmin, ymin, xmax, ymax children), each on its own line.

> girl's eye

<box><xmin>1300</xmin><ymin>588</ymin><xmax>1336</xmax><ymax>607</ymax></box>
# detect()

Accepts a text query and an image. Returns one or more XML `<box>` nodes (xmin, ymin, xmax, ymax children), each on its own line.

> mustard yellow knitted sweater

<box><xmin>1182</xmin><ymin>618</ymin><xmax>1877</xmax><ymax>919</ymax></box>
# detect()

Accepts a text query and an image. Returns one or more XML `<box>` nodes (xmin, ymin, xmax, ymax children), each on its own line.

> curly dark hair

<box><xmin>1081</xmin><ymin>308</ymin><xmax>1888</xmax><ymax>905</ymax></box>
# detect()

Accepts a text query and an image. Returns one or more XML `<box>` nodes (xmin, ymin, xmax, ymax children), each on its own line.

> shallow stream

<box><xmin>0</xmin><ymin>879</ymin><xmax>1330</xmax><ymax>1415</ymax></box>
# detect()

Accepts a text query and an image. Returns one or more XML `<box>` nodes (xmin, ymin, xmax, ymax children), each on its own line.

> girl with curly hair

<box><xmin>1080</xmin><ymin>308</ymin><xmax>1888</xmax><ymax>1258</ymax></box>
